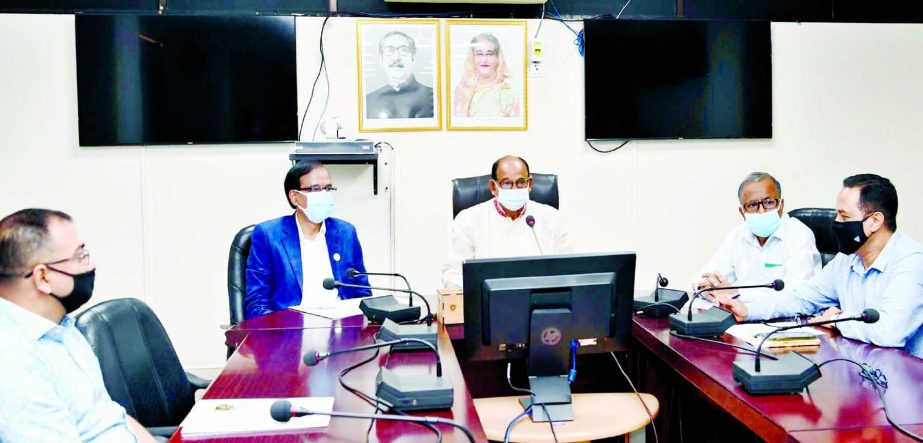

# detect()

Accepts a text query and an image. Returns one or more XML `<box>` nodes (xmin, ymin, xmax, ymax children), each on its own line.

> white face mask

<box><xmin>297</xmin><ymin>190</ymin><xmax>335</xmax><ymax>224</ymax></box>
<box><xmin>497</xmin><ymin>187</ymin><xmax>529</xmax><ymax>211</ymax></box>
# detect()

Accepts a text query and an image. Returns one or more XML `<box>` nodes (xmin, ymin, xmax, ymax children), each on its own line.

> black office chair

<box><xmin>75</xmin><ymin>298</ymin><xmax>210</xmax><ymax>438</ymax></box>
<box><xmin>788</xmin><ymin>208</ymin><xmax>839</xmax><ymax>267</ymax></box>
<box><xmin>228</xmin><ymin>225</ymin><xmax>255</xmax><ymax>326</ymax></box>
<box><xmin>225</xmin><ymin>225</ymin><xmax>255</xmax><ymax>356</ymax></box>
<box><xmin>451</xmin><ymin>173</ymin><xmax>559</xmax><ymax>218</ymax></box>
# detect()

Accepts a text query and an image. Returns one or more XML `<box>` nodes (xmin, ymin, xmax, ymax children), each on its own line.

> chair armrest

<box><xmin>186</xmin><ymin>372</ymin><xmax>211</xmax><ymax>390</ymax></box>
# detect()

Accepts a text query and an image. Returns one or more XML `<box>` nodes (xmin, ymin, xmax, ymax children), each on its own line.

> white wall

<box><xmin>1</xmin><ymin>15</ymin><xmax>921</xmax><ymax>371</ymax></box>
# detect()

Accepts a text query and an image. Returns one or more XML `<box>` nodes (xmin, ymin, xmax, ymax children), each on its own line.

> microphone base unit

<box><xmin>375</xmin><ymin>367</ymin><xmax>454</xmax><ymax>411</ymax></box>
<box><xmin>732</xmin><ymin>352</ymin><xmax>821</xmax><ymax>395</ymax></box>
<box><xmin>633</xmin><ymin>288</ymin><xmax>689</xmax><ymax>317</ymax></box>
<box><xmin>668</xmin><ymin>307</ymin><xmax>737</xmax><ymax>337</ymax></box>
<box><xmin>359</xmin><ymin>295</ymin><xmax>421</xmax><ymax>324</ymax></box>
<box><xmin>377</xmin><ymin>318</ymin><xmax>438</xmax><ymax>351</ymax></box>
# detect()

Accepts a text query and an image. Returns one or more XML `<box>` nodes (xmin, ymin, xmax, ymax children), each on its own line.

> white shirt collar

<box><xmin>295</xmin><ymin>215</ymin><xmax>326</xmax><ymax>244</ymax></box>
<box><xmin>0</xmin><ymin>296</ymin><xmax>62</xmax><ymax>341</ymax></box>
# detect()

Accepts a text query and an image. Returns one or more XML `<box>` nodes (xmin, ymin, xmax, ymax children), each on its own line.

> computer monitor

<box><xmin>462</xmin><ymin>252</ymin><xmax>636</xmax><ymax>422</ymax></box>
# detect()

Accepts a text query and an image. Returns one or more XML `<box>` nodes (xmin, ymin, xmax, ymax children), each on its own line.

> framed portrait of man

<box><xmin>446</xmin><ymin>20</ymin><xmax>528</xmax><ymax>131</ymax></box>
<box><xmin>357</xmin><ymin>19</ymin><xmax>441</xmax><ymax>132</ymax></box>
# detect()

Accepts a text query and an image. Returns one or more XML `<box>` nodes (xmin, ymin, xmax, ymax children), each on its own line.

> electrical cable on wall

<box><xmin>311</xmin><ymin>16</ymin><xmax>333</xmax><ymax>141</ymax></box>
<box><xmin>587</xmin><ymin>139</ymin><xmax>629</xmax><ymax>153</ymax></box>
<box><xmin>535</xmin><ymin>2</ymin><xmax>546</xmax><ymax>39</ymax></box>
<box><xmin>297</xmin><ymin>15</ymin><xmax>331</xmax><ymax>140</ymax></box>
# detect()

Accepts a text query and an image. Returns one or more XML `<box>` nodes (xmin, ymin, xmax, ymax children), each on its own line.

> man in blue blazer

<box><xmin>244</xmin><ymin>162</ymin><xmax>371</xmax><ymax>320</ymax></box>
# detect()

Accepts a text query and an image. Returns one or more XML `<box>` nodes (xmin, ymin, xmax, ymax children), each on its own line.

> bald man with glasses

<box><xmin>441</xmin><ymin>155</ymin><xmax>572</xmax><ymax>289</ymax></box>
<box><xmin>695</xmin><ymin>172</ymin><xmax>822</xmax><ymax>302</ymax></box>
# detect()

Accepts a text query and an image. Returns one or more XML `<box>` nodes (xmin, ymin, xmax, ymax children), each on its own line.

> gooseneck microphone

<box><xmin>733</xmin><ymin>308</ymin><xmax>880</xmax><ymax>395</ymax></box>
<box><xmin>303</xmin><ymin>337</ymin><xmax>442</xmax><ymax>377</ymax></box>
<box><xmin>303</xmin><ymin>338</ymin><xmax>454</xmax><ymax>410</ymax></box>
<box><xmin>269</xmin><ymin>400</ymin><xmax>476</xmax><ymax>443</ymax></box>
<box><xmin>668</xmin><ymin>279</ymin><xmax>784</xmax><ymax>337</ymax></box>
<box><xmin>753</xmin><ymin>308</ymin><xmax>878</xmax><ymax>372</ymax></box>
<box><xmin>346</xmin><ymin>268</ymin><xmax>414</xmax><ymax>306</ymax></box>
<box><xmin>323</xmin><ymin>278</ymin><xmax>433</xmax><ymax>325</ymax></box>
<box><xmin>524</xmin><ymin>215</ymin><xmax>543</xmax><ymax>255</ymax></box>
<box><xmin>687</xmin><ymin>279</ymin><xmax>785</xmax><ymax>322</ymax></box>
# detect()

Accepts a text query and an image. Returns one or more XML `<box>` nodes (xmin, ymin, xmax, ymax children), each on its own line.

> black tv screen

<box><xmin>76</xmin><ymin>15</ymin><xmax>297</xmax><ymax>146</ymax></box>
<box><xmin>584</xmin><ymin>19</ymin><xmax>772</xmax><ymax>140</ymax></box>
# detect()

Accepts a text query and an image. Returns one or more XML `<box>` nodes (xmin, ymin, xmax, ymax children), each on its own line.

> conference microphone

<box><xmin>668</xmin><ymin>279</ymin><xmax>784</xmax><ymax>337</ymax></box>
<box><xmin>633</xmin><ymin>273</ymin><xmax>690</xmax><ymax>318</ymax></box>
<box><xmin>323</xmin><ymin>278</ymin><xmax>433</xmax><ymax>325</ymax></box>
<box><xmin>687</xmin><ymin>279</ymin><xmax>784</xmax><ymax>322</ymax></box>
<box><xmin>269</xmin><ymin>400</ymin><xmax>476</xmax><ymax>443</ymax></box>
<box><xmin>524</xmin><ymin>215</ymin><xmax>543</xmax><ymax>255</ymax></box>
<box><xmin>733</xmin><ymin>309</ymin><xmax>879</xmax><ymax>395</ymax></box>
<box><xmin>303</xmin><ymin>337</ymin><xmax>442</xmax><ymax>377</ymax></box>
<box><xmin>302</xmin><ymin>338</ymin><xmax>454</xmax><ymax>410</ymax></box>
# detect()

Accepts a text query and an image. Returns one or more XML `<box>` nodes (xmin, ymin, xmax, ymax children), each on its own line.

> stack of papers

<box><xmin>179</xmin><ymin>397</ymin><xmax>334</xmax><ymax>437</ymax></box>
<box><xmin>725</xmin><ymin>322</ymin><xmax>824</xmax><ymax>348</ymax></box>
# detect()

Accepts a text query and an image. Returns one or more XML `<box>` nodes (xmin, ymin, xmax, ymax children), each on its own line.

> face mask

<box><xmin>299</xmin><ymin>190</ymin><xmax>335</xmax><ymax>224</ymax></box>
<box><xmin>832</xmin><ymin>217</ymin><xmax>870</xmax><ymax>255</ymax></box>
<box><xmin>744</xmin><ymin>210</ymin><xmax>781</xmax><ymax>238</ymax></box>
<box><xmin>496</xmin><ymin>188</ymin><xmax>529</xmax><ymax>212</ymax></box>
<box><xmin>48</xmin><ymin>267</ymin><xmax>96</xmax><ymax>314</ymax></box>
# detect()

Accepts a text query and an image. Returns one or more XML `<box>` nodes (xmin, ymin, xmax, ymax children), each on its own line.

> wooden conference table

<box><xmin>169</xmin><ymin>309</ymin><xmax>487</xmax><ymax>442</ymax></box>
<box><xmin>632</xmin><ymin>313</ymin><xmax>923</xmax><ymax>442</ymax></box>
<box><xmin>170</xmin><ymin>303</ymin><xmax>923</xmax><ymax>442</ymax></box>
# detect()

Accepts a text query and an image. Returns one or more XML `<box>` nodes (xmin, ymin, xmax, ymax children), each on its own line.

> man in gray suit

<box><xmin>366</xmin><ymin>31</ymin><xmax>434</xmax><ymax>119</ymax></box>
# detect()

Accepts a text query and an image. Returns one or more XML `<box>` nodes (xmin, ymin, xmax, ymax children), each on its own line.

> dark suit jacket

<box><xmin>244</xmin><ymin>215</ymin><xmax>371</xmax><ymax>320</ymax></box>
<box><xmin>366</xmin><ymin>75</ymin><xmax>434</xmax><ymax>119</ymax></box>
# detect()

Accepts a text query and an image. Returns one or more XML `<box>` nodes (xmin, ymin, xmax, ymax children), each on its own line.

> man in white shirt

<box><xmin>696</xmin><ymin>172</ymin><xmax>822</xmax><ymax>301</ymax></box>
<box><xmin>441</xmin><ymin>156</ymin><xmax>572</xmax><ymax>289</ymax></box>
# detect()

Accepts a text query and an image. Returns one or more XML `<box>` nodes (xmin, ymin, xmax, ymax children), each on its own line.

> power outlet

<box><xmin>529</xmin><ymin>38</ymin><xmax>544</xmax><ymax>78</ymax></box>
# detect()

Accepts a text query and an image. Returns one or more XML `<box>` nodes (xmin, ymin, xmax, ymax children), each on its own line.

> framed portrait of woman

<box><xmin>446</xmin><ymin>20</ymin><xmax>528</xmax><ymax>131</ymax></box>
<box><xmin>357</xmin><ymin>19</ymin><xmax>441</xmax><ymax>132</ymax></box>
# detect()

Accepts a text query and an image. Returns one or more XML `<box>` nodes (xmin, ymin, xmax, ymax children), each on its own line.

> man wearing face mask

<box><xmin>0</xmin><ymin>209</ymin><xmax>157</xmax><ymax>442</ymax></box>
<box><xmin>441</xmin><ymin>155</ymin><xmax>572</xmax><ymax>289</ymax></box>
<box><xmin>719</xmin><ymin>174</ymin><xmax>923</xmax><ymax>358</ymax></box>
<box><xmin>365</xmin><ymin>31</ymin><xmax>435</xmax><ymax>120</ymax></box>
<box><xmin>696</xmin><ymin>172</ymin><xmax>822</xmax><ymax>302</ymax></box>
<box><xmin>244</xmin><ymin>161</ymin><xmax>371</xmax><ymax>320</ymax></box>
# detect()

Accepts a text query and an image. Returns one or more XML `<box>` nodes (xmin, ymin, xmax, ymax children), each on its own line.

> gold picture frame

<box><xmin>357</xmin><ymin>19</ymin><xmax>442</xmax><ymax>132</ymax></box>
<box><xmin>446</xmin><ymin>19</ymin><xmax>528</xmax><ymax>131</ymax></box>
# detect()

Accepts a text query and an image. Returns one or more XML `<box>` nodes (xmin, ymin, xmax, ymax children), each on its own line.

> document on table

<box><xmin>179</xmin><ymin>397</ymin><xmax>335</xmax><ymax>437</ymax></box>
<box><xmin>289</xmin><ymin>297</ymin><xmax>365</xmax><ymax>319</ymax></box>
<box><xmin>725</xmin><ymin>322</ymin><xmax>824</xmax><ymax>347</ymax></box>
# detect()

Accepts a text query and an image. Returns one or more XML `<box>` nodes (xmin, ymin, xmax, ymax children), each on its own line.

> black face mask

<box><xmin>47</xmin><ymin>267</ymin><xmax>96</xmax><ymax>314</ymax></box>
<box><xmin>831</xmin><ymin>216</ymin><xmax>871</xmax><ymax>255</ymax></box>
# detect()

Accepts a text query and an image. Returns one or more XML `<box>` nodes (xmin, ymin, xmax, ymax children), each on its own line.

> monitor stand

<box><xmin>518</xmin><ymin>308</ymin><xmax>574</xmax><ymax>422</ymax></box>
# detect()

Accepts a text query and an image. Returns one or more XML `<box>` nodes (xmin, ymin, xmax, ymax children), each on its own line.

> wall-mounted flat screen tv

<box><xmin>76</xmin><ymin>15</ymin><xmax>297</xmax><ymax>146</ymax></box>
<box><xmin>584</xmin><ymin>19</ymin><xmax>772</xmax><ymax>140</ymax></box>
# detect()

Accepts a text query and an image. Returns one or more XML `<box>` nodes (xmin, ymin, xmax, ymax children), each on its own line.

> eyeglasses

<box><xmin>742</xmin><ymin>198</ymin><xmax>780</xmax><ymax>213</ymax></box>
<box><xmin>494</xmin><ymin>178</ymin><xmax>530</xmax><ymax>190</ymax></box>
<box><xmin>299</xmin><ymin>185</ymin><xmax>337</xmax><ymax>193</ymax></box>
<box><xmin>381</xmin><ymin>45</ymin><xmax>412</xmax><ymax>56</ymax></box>
<box><xmin>23</xmin><ymin>248</ymin><xmax>91</xmax><ymax>278</ymax></box>
<box><xmin>473</xmin><ymin>50</ymin><xmax>497</xmax><ymax>57</ymax></box>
